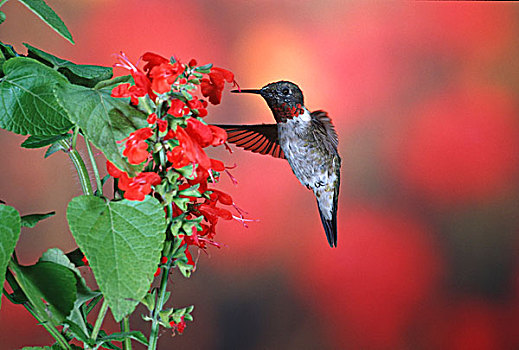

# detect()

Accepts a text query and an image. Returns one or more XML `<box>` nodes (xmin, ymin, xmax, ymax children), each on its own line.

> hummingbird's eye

<box><xmin>282</xmin><ymin>88</ymin><xmax>290</xmax><ymax>95</ymax></box>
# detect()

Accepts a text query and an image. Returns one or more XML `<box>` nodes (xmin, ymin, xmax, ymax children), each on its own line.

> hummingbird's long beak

<box><xmin>231</xmin><ymin>89</ymin><xmax>262</xmax><ymax>94</ymax></box>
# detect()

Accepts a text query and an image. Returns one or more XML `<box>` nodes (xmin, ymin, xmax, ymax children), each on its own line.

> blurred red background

<box><xmin>2</xmin><ymin>1</ymin><xmax>519</xmax><ymax>349</ymax></box>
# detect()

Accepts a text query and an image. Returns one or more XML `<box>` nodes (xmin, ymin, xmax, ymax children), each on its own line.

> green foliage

<box><xmin>20</xmin><ymin>211</ymin><xmax>55</xmax><ymax>227</ymax></box>
<box><xmin>24</xmin><ymin>44</ymin><xmax>112</xmax><ymax>87</ymax></box>
<box><xmin>0</xmin><ymin>204</ymin><xmax>21</xmax><ymax>310</ymax></box>
<box><xmin>16</xmin><ymin>0</ymin><xmax>74</xmax><ymax>44</ymax></box>
<box><xmin>67</xmin><ymin>195</ymin><xmax>166</xmax><ymax>321</ymax></box>
<box><xmin>0</xmin><ymin>57</ymin><xmax>72</xmax><ymax>135</ymax></box>
<box><xmin>55</xmin><ymin>80</ymin><xmax>147</xmax><ymax>174</ymax></box>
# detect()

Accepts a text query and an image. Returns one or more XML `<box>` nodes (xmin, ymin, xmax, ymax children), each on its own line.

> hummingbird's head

<box><xmin>232</xmin><ymin>81</ymin><xmax>305</xmax><ymax>122</ymax></box>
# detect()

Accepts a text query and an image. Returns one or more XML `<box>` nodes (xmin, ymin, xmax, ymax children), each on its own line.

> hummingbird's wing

<box><xmin>310</xmin><ymin>110</ymin><xmax>340</xmax><ymax>247</ymax></box>
<box><xmin>215</xmin><ymin>124</ymin><xmax>285</xmax><ymax>159</ymax></box>
<box><xmin>310</xmin><ymin>110</ymin><xmax>339</xmax><ymax>149</ymax></box>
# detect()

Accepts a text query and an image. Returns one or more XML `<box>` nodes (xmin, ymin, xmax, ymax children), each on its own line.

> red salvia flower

<box><xmin>185</xmin><ymin>118</ymin><xmax>214</xmax><ymax>148</ymax></box>
<box><xmin>149</xmin><ymin>62</ymin><xmax>185</xmax><ymax>94</ymax></box>
<box><xmin>208</xmin><ymin>125</ymin><xmax>227</xmax><ymax>146</ymax></box>
<box><xmin>175</xmin><ymin>125</ymin><xmax>211</xmax><ymax>170</ymax></box>
<box><xmin>112</xmin><ymin>52</ymin><xmax>156</xmax><ymax>102</ymax></box>
<box><xmin>167</xmin><ymin>146</ymin><xmax>191</xmax><ymax>169</ymax></box>
<box><xmin>118</xmin><ymin>171</ymin><xmax>161</xmax><ymax>201</ymax></box>
<box><xmin>157</xmin><ymin>119</ymin><xmax>168</xmax><ymax>133</ymax></box>
<box><xmin>168</xmin><ymin>99</ymin><xmax>189</xmax><ymax>117</ymax></box>
<box><xmin>142</xmin><ymin>52</ymin><xmax>169</xmax><ymax>75</ymax></box>
<box><xmin>147</xmin><ymin>112</ymin><xmax>158</xmax><ymax>124</ymax></box>
<box><xmin>186</xmin><ymin>96</ymin><xmax>208</xmax><ymax>117</ymax></box>
<box><xmin>122</xmin><ymin>127</ymin><xmax>153</xmax><ymax>165</ymax></box>
<box><xmin>200</xmin><ymin>67</ymin><xmax>236</xmax><ymax>105</ymax></box>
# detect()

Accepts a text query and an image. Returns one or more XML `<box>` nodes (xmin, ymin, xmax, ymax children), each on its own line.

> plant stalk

<box><xmin>85</xmin><ymin>137</ymin><xmax>103</xmax><ymax>196</ymax></box>
<box><xmin>91</xmin><ymin>298</ymin><xmax>109</xmax><ymax>342</ymax></box>
<box><xmin>148</xmin><ymin>264</ymin><xmax>171</xmax><ymax>350</ymax></box>
<box><xmin>59</xmin><ymin>139</ymin><xmax>94</xmax><ymax>196</ymax></box>
<box><xmin>121</xmin><ymin>316</ymin><xmax>132</xmax><ymax>350</ymax></box>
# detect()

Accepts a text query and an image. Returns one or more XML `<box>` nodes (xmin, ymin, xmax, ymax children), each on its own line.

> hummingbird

<box><xmin>217</xmin><ymin>81</ymin><xmax>341</xmax><ymax>247</ymax></box>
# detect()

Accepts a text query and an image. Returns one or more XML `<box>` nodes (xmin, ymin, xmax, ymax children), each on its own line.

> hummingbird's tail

<box><xmin>317</xmin><ymin>200</ymin><xmax>337</xmax><ymax>248</ymax></box>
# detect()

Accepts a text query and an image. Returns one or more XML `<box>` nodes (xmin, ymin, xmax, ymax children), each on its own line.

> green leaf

<box><xmin>19</xmin><ymin>261</ymin><xmax>77</xmax><ymax>321</ymax></box>
<box><xmin>0</xmin><ymin>11</ymin><xmax>6</xmax><ymax>25</ymax></box>
<box><xmin>0</xmin><ymin>204</ymin><xmax>21</xmax><ymax>310</ymax></box>
<box><xmin>18</xmin><ymin>0</ymin><xmax>74</xmax><ymax>44</ymax></box>
<box><xmin>40</xmin><ymin>248</ymin><xmax>100</xmax><ymax>336</ymax></box>
<box><xmin>21</xmin><ymin>133</ymin><xmax>70</xmax><ymax>149</ymax></box>
<box><xmin>44</xmin><ymin>141</ymin><xmax>65</xmax><ymax>158</ymax></box>
<box><xmin>66</xmin><ymin>195</ymin><xmax>166</xmax><ymax>322</ymax></box>
<box><xmin>97</xmin><ymin>331</ymin><xmax>149</xmax><ymax>346</ymax></box>
<box><xmin>55</xmin><ymin>81</ymin><xmax>147</xmax><ymax>175</ymax></box>
<box><xmin>24</xmin><ymin>44</ymin><xmax>112</xmax><ymax>87</ymax></box>
<box><xmin>20</xmin><ymin>211</ymin><xmax>55</xmax><ymax>228</ymax></box>
<box><xmin>0</xmin><ymin>57</ymin><xmax>72</xmax><ymax>135</ymax></box>
<box><xmin>0</xmin><ymin>42</ymin><xmax>18</xmax><ymax>62</ymax></box>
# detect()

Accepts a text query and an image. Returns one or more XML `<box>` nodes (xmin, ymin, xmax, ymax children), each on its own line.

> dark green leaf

<box><xmin>55</xmin><ymin>82</ymin><xmax>147</xmax><ymax>175</ymax></box>
<box><xmin>0</xmin><ymin>57</ymin><xmax>72</xmax><ymax>135</ymax></box>
<box><xmin>97</xmin><ymin>331</ymin><xmax>148</xmax><ymax>346</ymax></box>
<box><xmin>24</xmin><ymin>44</ymin><xmax>112</xmax><ymax>87</ymax></box>
<box><xmin>0</xmin><ymin>42</ymin><xmax>18</xmax><ymax>61</ymax></box>
<box><xmin>40</xmin><ymin>248</ymin><xmax>100</xmax><ymax>336</ymax></box>
<box><xmin>18</xmin><ymin>0</ymin><xmax>74</xmax><ymax>44</ymax></box>
<box><xmin>19</xmin><ymin>261</ymin><xmax>77</xmax><ymax>321</ymax></box>
<box><xmin>0</xmin><ymin>204</ymin><xmax>21</xmax><ymax>310</ymax></box>
<box><xmin>44</xmin><ymin>142</ymin><xmax>65</xmax><ymax>158</ymax></box>
<box><xmin>20</xmin><ymin>211</ymin><xmax>55</xmax><ymax>228</ymax></box>
<box><xmin>94</xmin><ymin>75</ymin><xmax>132</xmax><ymax>90</ymax></box>
<box><xmin>21</xmin><ymin>133</ymin><xmax>70</xmax><ymax>149</ymax></box>
<box><xmin>0</xmin><ymin>11</ymin><xmax>6</xmax><ymax>25</ymax></box>
<box><xmin>66</xmin><ymin>195</ymin><xmax>166</xmax><ymax>322</ymax></box>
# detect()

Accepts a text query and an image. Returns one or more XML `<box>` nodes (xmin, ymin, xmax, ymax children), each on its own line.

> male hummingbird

<box><xmin>218</xmin><ymin>81</ymin><xmax>341</xmax><ymax>247</ymax></box>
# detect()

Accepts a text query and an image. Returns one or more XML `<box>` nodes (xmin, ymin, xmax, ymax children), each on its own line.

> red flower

<box><xmin>210</xmin><ymin>159</ymin><xmax>225</xmax><ymax>172</ymax></box>
<box><xmin>157</xmin><ymin>119</ymin><xmax>168</xmax><ymax>132</ymax></box>
<box><xmin>167</xmin><ymin>146</ymin><xmax>191</xmax><ymax>169</ymax></box>
<box><xmin>175</xmin><ymin>125</ymin><xmax>211</xmax><ymax>170</ymax></box>
<box><xmin>208</xmin><ymin>188</ymin><xmax>233</xmax><ymax>205</ymax></box>
<box><xmin>147</xmin><ymin>113</ymin><xmax>158</xmax><ymax>124</ymax></box>
<box><xmin>111</xmin><ymin>83</ymin><xmax>148</xmax><ymax>105</ymax></box>
<box><xmin>123</xmin><ymin>140</ymin><xmax>149</xmax><ymax>164</ymax></box>
<box><xmin>186</xmin><ymin>96</ymin><xmax>208</xmax><ymax>117</ymax></box>
<box><xmin>186</xmin><ymin>118</ymin><xmax>213</xmax><ymax>147</ymax></box>
<box><xmin>198</xmin><ymin>203</ymin><xmax>233</xmax><ymax>224</ymax></box>
<box><xmin>208</xmin><ymin>125</ymin><xmax>227</xmax><ymax>146</ymax></box>
<box><xmin>200</xmin><ymin>67</ymin><xmax>236</xmax><ymax>105</ymax></box>
<box><xmin>168</xmin><ymin>99</ymin><xmax>189</xmax><ymax>117</ymax></box>
<box><xmin>123</xmin><ymin>127</ymin><xmax>153</xmax><ymax>165</ymax></box>
<box><xmin>142</xmin><ymin>52</ymin><xmax>169</xmax><ymax>75</ymax></box>
<box><xmin>170</xmin><ymin>317</ymin><xmax>187</xmax><ymax>335</ymax></box>
<box><xmin>149</xmin><ymin>62</ymin><xmax>185</xmax><ymax>94</ymax></box>
<box><xmin>118</xmin><ymin>171</ymin><xmax>161</xmax><ymax>201</ymax></box>
<box><xmin>107</xmin><ymin>160</ymin><xmax>124</xmax><ymax>178</ymax></box>
<box><xmin>81</xmin><ymin>255</ymin><xmax>89</xmax><ymax>266</ymax></box>
<box><xmin>112</xmin><ymin>52</ymin><xmax>156</xmax><ymax>102</ymax></box>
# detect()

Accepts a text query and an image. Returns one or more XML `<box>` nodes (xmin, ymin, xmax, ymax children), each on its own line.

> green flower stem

<box><xmin>121</xmin><ymin>316</ymin><xmax>132</xmax><ymax>350</ymax></box>
<box><xmin>91</xmin><ymin>298</ymin><xmax>109</xmax><ymax>342</ymax></box>
<box><xmin>7</xmin><ymin>261</ymin><xmax>72</xmax><ymax>350</ymax></box>
<box><xmin>59</xmin><ymin>139</ymin><xmax>94</xmax><ymax>196</ymax></box>
<box><xmin>85</xmin><ymin>137</ymin><xmax>103</xmax><ymax>196</ymax></box>
<box><xmin>72</xmin><ymin>126</ymin><xmax>80</xmax><ymax>149</ymax></box>
<box><xmin>148</xmin><ymin>264</ymin><xmax>171</xmax><ymax>350</ymax></box>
